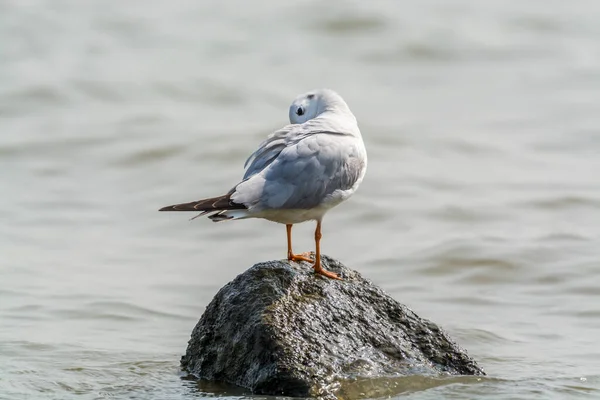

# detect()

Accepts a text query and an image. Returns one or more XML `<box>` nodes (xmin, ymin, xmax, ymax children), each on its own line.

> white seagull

<box><xmin>160</xmin><ymin>89</ymin><xmax>367</xmax><ymax>280</ymax></box>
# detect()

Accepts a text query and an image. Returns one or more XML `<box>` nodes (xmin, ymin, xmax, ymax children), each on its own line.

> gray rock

<box><xmin>181</xmin><ymin>255</ymin><xmax>484</xmax><ymax>398</ymax></box>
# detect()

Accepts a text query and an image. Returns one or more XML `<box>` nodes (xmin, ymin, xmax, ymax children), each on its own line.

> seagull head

<box><xmin>288</xmin><ymin>89</ymin><xmax>352</xmax><ymax>124</ymax></box>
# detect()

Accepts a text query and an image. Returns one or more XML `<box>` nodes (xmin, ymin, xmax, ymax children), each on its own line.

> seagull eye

<box><xmin>296</xmin><ymin>107</ymin><xmax>304</xmax><ymax>116</ymax></box>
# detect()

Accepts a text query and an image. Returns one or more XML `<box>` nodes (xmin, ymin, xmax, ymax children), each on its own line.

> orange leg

<box><xmin>286</xmin><ymin>224</ymin><xmax>313</xmax><ymax>263</ymax></box>
<box><xmin>312</xmin><ymin>220</ymin><xmax>342</xmax><ymax>280</ymax></box>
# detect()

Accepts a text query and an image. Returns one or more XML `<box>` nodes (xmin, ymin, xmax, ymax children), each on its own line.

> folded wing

<box><xmin>232</xmin><ymin>132</ymin><xmax>365</xmax><ymax>211</ymax></box>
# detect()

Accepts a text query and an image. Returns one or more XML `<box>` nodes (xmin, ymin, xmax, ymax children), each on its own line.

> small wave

<box><xmin>0</xmin><ymin>84</ymin><xmax>72</xmax><ymax>116</ymax></box>
<box><xmin>452</xmin><ymin>327</ymin><xmax>515</xmax><ymax>345</ymax></box>
<box><xmin>510</xmin><ymin>16</ymin><xmax>564</xmax><ymax>34</ymax></box>
<box><xmin>313</xmin><ymin>15</ymin><xmax>386</xmax><ymax>34</ymax></box>
<box><xmin>521</xmin><ymin>196</ymin><xmax>600</xmax><ymax>211</ymax></box>
<box><xmin>427</xmin><ymin>206</ymin><xmax>503</xmax><ymax>223</ymax></box>
<box><xmin>0</xmin><ymin>136</ymin><xmax>113</xmax><ymax>159</ymax></box>
<box><xmin>335</xmin><ymin>375</ymin><xmax>491</xmax><ymax>399</ymax></box>
<box><xmin>113</xmin><ymin>144</ymin><xmax>188</xmax><ymax>167</ymax></box>
<box><xmin>72</xmin><ymin>80</ymin><xmax>127</xmax><ymax>102</ymax></box>
<box><xmin>535</xmin><ymin>233</ymin><xmax>589</xmax><ymax>242</ymax></box>
<box><xmin>152</xmin><ymin>81</ymin><xmax>246</xmax><ymax>105</ymax></box>
<box><xmin>52</xmin><ymin>301</ymin><xmax>188</xmax><ymax>322</ymax></box>
<box><xmin>363</xmin><ymin>41</ymin><xmax>459</xmax><ymax>64</ymax></box>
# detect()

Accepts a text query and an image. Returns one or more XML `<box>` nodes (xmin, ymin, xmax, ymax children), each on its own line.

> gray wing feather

<box><xmin>243</xmin><ymin>128</ymin><xmax>289</xmax><ymax>180</ymax></box>
<box><xmin>233</xmin><ymin>132</ymin><xmax>365</xmax><ymax>210</ymax></box>
<box><xmin>243</xmin><ymin>123</ymin><xmax>315</xmax><ymax>180</ymax></box>
<box><xmin>242</xmin><ymin>117</ymin><xmax>357</xmax><ymax>181</ymax></box>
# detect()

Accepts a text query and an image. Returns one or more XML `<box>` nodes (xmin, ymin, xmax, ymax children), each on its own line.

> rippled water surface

<box><xmin>2</xmin><ymin>1</ymin><xmax>600</xmax><ymax>399</ymax></box>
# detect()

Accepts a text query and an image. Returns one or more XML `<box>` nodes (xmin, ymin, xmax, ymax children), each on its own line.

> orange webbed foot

<box><xmin>313</xmin><ymin>262</ymin><xmax>343</xmax><ymax>280</ymax></box>
<box><xmin>287</xmin><ymin>252</ymin><xmax>314</xmax><ymax>263</ymax></box>
<box><xmin>314</xmin><ymin>268</ymin><xmax>342</xmax><ymax>280</ymax></box>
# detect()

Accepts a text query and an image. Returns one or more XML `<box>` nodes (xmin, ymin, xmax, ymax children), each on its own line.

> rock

<box><xmin>181</xmin><ymin>255</ymin><xmax>484</xmax><ymax>398</ymax></box>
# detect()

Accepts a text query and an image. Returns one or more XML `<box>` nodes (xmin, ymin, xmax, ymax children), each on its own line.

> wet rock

<box><xmin>181</xmin><ymin>255</ymin><xmax>484</xmax><ymax>398</ymax></box>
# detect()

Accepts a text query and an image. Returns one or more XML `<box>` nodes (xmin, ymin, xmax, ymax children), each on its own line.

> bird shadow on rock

<box><xmin>180</xmin><ymin>254</ymin><xmax>485</xmax><ymax>399</ymax></box>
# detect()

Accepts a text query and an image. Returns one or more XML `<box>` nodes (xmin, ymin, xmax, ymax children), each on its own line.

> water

<box><xmin>1</xmin><ymin>1</ymin><xmax>600</xmax><ymax>398</ymax></box>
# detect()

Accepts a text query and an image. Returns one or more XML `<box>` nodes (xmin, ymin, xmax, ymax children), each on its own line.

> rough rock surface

<box><xmin>181</xmin><ymin>255</ymin><xmax>484</xmax><ymax>397</ymax></box>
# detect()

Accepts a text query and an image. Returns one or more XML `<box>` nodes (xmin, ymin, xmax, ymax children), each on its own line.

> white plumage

<box><xmin>160</xmin><ymin>89</ymin><xmax>367</xmax><ymax>279</ymax></box>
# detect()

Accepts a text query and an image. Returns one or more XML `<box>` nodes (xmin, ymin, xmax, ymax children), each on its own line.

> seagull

<box><xmin>159</xmin><ymin>89</ymin><xmax>367</xmax><ymax>280</ymax></box>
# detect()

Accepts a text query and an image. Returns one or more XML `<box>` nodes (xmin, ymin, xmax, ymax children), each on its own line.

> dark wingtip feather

<box><xmin>159</xmin><ymin>203</ymin><xmax>193</xmax><ymax>211</ymax></box>
<box><xmin>158</xmin><ymin>203</ymin><xmax>202</xmax><ymax>212</ymax></box>
<box><xmin>158</xmin><ymin>194</ymin><xmax>247</xmax><ymax>213</ymax></box>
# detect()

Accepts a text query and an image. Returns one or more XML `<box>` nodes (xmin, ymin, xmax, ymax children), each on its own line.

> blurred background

<box><xmin>1</xmin><ymin>0</ymin><xmax>599</xmax><ymax>399</ymax></box>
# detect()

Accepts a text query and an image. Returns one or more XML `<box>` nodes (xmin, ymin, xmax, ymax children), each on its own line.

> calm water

<box><xmin>1</xmin><ymin>1</ymin><xmax>600</xmax><ymax>399</ymax></box>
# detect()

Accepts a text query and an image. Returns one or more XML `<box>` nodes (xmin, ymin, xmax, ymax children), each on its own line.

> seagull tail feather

<box><xmin>159</xmin><ymin>194</ymin><xmax>247</xmax><ymax>219</ymax></box>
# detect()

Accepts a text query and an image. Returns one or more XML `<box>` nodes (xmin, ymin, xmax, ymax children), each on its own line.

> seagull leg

<box><xmin>312</xmin><ymin>220</ymin><xmax>342</xmax><ymax>280</ymax></box>
<box><xmin>286</xmin><ymin>224</ymin><xmax>313</xmax><ymax>263</ymax></box>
